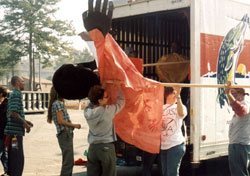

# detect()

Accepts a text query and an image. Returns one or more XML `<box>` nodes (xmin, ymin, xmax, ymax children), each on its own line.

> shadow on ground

<box><xmin>72</xmin><ymin>165</ymin><xmax>162</xmax><ymax>176</ymax></box>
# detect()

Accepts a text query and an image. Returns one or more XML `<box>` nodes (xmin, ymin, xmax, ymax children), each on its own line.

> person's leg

<box><xmin>161</xmin><ymin>143</ymin><xmax>185</xmax><ymax>176</ymax></box>
<box><xmin>87</xmin><ymin>144</ymin><xmax>102</xmax><ymax>176</ymax></box>
<box><xmin>8</xmin><ymin>136</ymin><xmax>24</xmax><ymax>176</ymax></box>
<box><xmin>156</xmin><ymin>153</ymin><xmax>162</xmax><ymax>176</ymax></box>
<box><xmin>142</xmin><ymin>151</ymin><xmax>158</xmax><ymax>176</ymax></box>
<box><xmin>98</xmin><ymin>143</ymin><xmax>117</xmax><ymax>176</ymax></box>
<box><xmin>229</xmin><ymin>144</ymin><xmax>250</xmax><ymax>176</ymax></box>
<box><xmin>0</xmin><ymin>139</ymin><xmax>8</xmax><ymax>174</ymax></box>
<box><xmin>160</xmin><ymin>149</ymin><xmax>168</xmax><ymax>176</ymax></box>
<box><xmin>57</xmin><ymin>131</ymin><xmax>74</xmax><ymax>176</ymax></box>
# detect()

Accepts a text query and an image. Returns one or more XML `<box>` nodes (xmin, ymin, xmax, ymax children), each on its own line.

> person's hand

<box><xmin>174</xmin><ymin>86</ymin><xmax>182</xmax><ymax>96</ymax></box>
<box><xmin>24</xmin><ymin>122</ymin><xmax>31</xmax><ymax>133</ymax></box>
<box><xmin>26</xmin><ymin>120</ymin><xmax>34</xmax><ymax>127</ymax></box>
<box><xmin>74</xmin><ymin>124</ymin><xmax>81</xmax><ymax>129</ymax></box>
<box><xmin>225</xmin><ymin>81</ymin><xmax>232</xmax><ymax>95</ymax></box>
<box><xmin>82</xmin><ymin>0</ymin><xmax>114</xmax><ymax>37</ymax></box>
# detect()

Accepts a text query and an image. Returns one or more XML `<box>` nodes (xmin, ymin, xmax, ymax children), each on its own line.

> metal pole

<box><xmin>159</xmin><ymin>82</ymin><xmax>250</xmax><ymax>88</ymax></box>
<box><xmin>39</xmin><ymin>56</ymin><xmax>41</xmax><ymax>91</ymax></box>
<box><xmin>143</xmin><ymin>60</ymin><xmax>190</xmax><ymax>67</ymax></box>
<box><xmin>32</xmin><ymin>48</ymin><xmax>36</xmax><ymax>91</ymax></box>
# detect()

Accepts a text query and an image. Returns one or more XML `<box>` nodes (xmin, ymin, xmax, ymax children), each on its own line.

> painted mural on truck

<box><xmin>200</xmin><ymin>14</ymin><xmax>250</xmax><ymax>109</ymax></box>
<box><xmin>217</xmin><ymin>14</ymin><xmax>249</xmax><ymax>108</ymax></box>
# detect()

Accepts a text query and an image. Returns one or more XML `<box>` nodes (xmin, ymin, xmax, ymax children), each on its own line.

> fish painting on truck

<box><xmin>217</xmin><ymin>14</ymin><xmax>249</xmax><ymax>108</ymax></box>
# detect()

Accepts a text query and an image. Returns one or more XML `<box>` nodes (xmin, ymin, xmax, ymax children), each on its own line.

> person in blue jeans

<box><xmin>160</xmin><ymin>87</ymin><xmax>187</xmax><ymax>176</ymax></box>
<box><xmin>0</xmin><ymin>86</ymin><xmax>8</xmax><ymax>175</ymax></box>
<box><xmin>225</xmin><ymin>81</ymin><xmax>250</xmax><ymax>176</ymax></box>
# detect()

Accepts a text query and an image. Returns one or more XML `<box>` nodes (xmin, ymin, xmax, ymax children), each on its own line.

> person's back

<box><xmin>84</xmin><ymin>89</ymin><xmax>124</xmax><ymax>144</ymax></box>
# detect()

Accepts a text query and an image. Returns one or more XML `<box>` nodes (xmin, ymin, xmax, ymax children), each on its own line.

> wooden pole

<box><xmin>160</xmin><ymin>83</ymin><xmax>250</xmax><ymax>88</ymax></box>
<box><xmin>143</xmin><ymin>60</ymin><xmax>190</xmax><ymax>67</ymax></box>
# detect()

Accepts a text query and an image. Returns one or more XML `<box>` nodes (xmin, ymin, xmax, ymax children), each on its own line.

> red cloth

<box><xmin>129</xmin><ymin>58</ymin><xmax>143</xmax><ymax>74</ymax></box>
<box><xmin>5</xmin><ymin>134</ymin><xmax>10</xmax><ymax>152</ymax></box>
<box><xmin>89</xmin><ymin>29</ymin><xmax>164</xmax><ymax>153</ymax></box>
<box><xmin>232</xmin><ymin>101</ymin><xmax>247</xmax><ymax>117</ymax></box>
<box><xmin>74</xmin><ymin>158</ymin><xmax>87</xmax><ymax>166</ymax></box>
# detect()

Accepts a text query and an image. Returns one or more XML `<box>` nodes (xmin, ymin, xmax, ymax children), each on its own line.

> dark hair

<box><xmin>88</xmin><ymin>85</ymin><xmax>105</xmax><ymax>105</ymax></box>
<box><xmin>11</xmin><ymin>76</ymin><xmax>20</xmax><ymax>86</ymax></box>
<box><xmin>233</xmin><ymin>88</ymin><xmax>249</xmax><ymax>96</ymax></box>
<box><xmin>164</xmin><ymin>87</ymin><xmax>174</xmax><ymax>97</ymax></box>
<box><xmin>0</xmin><ymin>86</ymin><xmax>8</xmax><ymax>97</ymax></box>
<box><xmin>47</xmin><ymin>87</ymin><xmax>63</xmax><ymax>123</ymax></box>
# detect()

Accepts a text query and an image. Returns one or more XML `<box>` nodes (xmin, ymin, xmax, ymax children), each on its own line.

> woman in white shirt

<box><xmin>160</xmin><ymin>87</ymin><xmax>187</xmax><ymax>176</ymax></box>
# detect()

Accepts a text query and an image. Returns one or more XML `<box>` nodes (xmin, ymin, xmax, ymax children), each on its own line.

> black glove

<box><xmin>52</xmin><ymin>64</ymin><xmax>100</xmax><ymax>100</ymax></box>
<box><xmin>82</xmin><ymin>0</ymin><xmax>114</xmax><ymax>37</ymax></box>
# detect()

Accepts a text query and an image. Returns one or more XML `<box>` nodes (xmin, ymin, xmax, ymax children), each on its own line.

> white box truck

<box><xmin>112</xmin><ymin>0</ymin><xmax>250</xmax><ymax>169</ymax></box>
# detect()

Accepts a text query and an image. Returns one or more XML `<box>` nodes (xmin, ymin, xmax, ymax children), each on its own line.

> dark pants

<box><xmin>87</xmin><ymin>143</ymin><xmax>116</xmax><ymax>176</ymax></box>
<box><xmin>228</xmin><ymin>144</ymin><xmax>250</xmax><ymax>176</ymax></box>
<box><xmin>57</xmin><ymin>130</ymin><xmax>74</xmax><ymax>176</ymax></box>
<box><xmin>142</xmin><ymin>151</ymin><xmax>162</xmax><ymax>176</ymax></box>
<box><xmin>0</xmin><ymin>138</ymin><xmax>8</xmax><ymax>173</ymax></box>
<box><xmin>8</xmin><ymin>135</ymin><xmax>24</xmax><ymax>176</ymax></box>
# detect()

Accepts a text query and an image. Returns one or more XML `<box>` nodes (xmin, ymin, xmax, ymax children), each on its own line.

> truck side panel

<box><xmin>198</xmin><ymin>0</ymin><xmax>250</xmax><ymax>160</ymax></box>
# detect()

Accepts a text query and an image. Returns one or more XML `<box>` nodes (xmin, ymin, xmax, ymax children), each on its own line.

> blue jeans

<box><xmin>228</xmin><ymin>144</ymin><xmax>250</xmax><ymax>176</ymax></box>
<box><xmin>0</xmin><ymin>138</ymin><xmax>8</xmax><ymax>173</ymax></box>
<box><xmin>160</xmin><ymin>143</ymin><xmax>185</xmax><ymax>176</ymax></box>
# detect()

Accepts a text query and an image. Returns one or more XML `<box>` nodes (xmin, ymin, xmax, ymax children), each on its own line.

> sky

<box><xmin>1</xmin><ymin>0</ymin><xmax>250</xmax><ymax>50</ymax></box>
<box><xmin>56</xmin><ymin>0</ymin><xmax>89</xmax><ymax>50</ymax></box>
<box><xmin>57</xmin><ymin>0</ymin><xmax>250</xmax><ymax>50</ymax></box>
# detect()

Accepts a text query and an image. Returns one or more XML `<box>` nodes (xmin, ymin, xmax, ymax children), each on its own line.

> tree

<box><xmin>0</xmin><ymin>34</ymin><xmax>23</xmax><ymax>80</ymax></box>
<box><xmin>0</xmin><ymin>0</ymin><xmax>76</xmax><ymax>90</ymax></box>
<box><xmin>54</xmin><ymin>48</ymin><xmax>95</xmax><ymax>69</ymax></box>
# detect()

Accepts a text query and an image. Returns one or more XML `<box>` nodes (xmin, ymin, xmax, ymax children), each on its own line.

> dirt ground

<box><xmin>0</xmin><ymin>110</ymin><xmax>147</xmax><ymax>176</ymax></box>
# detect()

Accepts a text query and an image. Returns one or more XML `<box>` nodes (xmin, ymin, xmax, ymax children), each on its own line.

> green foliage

<box><xmin>55</xmin><ymin>48</ymin><xmax>95</xmax><ymax>69</ymax></box>
<box><xmin>0</xmin><ymin>34</ymin><xmax>23</xmax><ymax>79</ymax></box>
<box><xmin>0</xmin><ymin>0</ymin><xmax>76</xmax><ymax>84</ymax></box>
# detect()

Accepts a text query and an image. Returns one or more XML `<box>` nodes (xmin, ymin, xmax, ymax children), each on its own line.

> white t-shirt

<box><xmin>161</xmin><ymin>103</ymin><xmax>187</xmax><ymax>150</ymax></box>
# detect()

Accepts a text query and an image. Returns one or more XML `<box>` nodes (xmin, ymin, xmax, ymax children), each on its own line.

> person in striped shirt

<box><xmin>4</xmin><ymin>76</ymin><xmax>33</xmax><ymax>176</ymax></box>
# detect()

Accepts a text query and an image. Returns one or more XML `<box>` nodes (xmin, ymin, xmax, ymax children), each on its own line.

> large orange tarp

<box><xmin>129</xmin><ymin>57</ymin><xmax>143</xmax><ymax>74</ymax></box>
<box><xmin>89</xmin><ymin>29</ymin><xmax>164</xmax><ymax>153</ymax></box>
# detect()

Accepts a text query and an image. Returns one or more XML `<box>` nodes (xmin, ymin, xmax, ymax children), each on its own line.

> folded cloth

<box><xmin>74</xmin><ymin>158</ymin><xmax>87</xmax><ymax>166</ymax></box>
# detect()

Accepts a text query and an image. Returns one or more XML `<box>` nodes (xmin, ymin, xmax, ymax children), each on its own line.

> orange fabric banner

<box><xmin>129</xmin><ymin>57</ymin><xmax>143</xmax><ymax>74</ymax></box>
<box><xmin>89</xmin><ymin>29</ymin><xmax>164</xmax><ymax>153</ymax></box>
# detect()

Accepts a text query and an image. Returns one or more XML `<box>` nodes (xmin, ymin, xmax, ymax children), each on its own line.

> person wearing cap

<box><xmin>225</xmin><ymin>81</ymin><xmax>250</xmax><ymax>176</ymax></box>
